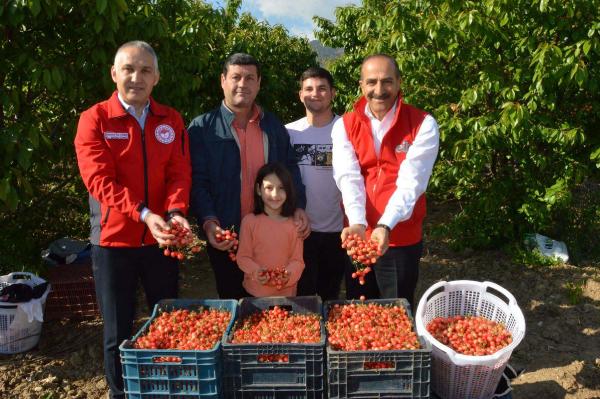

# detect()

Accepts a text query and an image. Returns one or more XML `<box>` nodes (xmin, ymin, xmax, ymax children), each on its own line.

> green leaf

<box><xmin>94</xmin><ymin>17</ymin><xmax>103</xmax><ymax>33</ymax></box>
<box><xmin>539</xmin><ymin>0</ymin><xmax>548</xmax><ymax>12</ymax></box>
<box><xmin>96</xmin><ymin>0</ymin><xmax>107</xmax><ymax>14</ymax></box>
<box><xmin>591</xmin><ymin>147</ymin><xmax>600</xmax><ymax>168</ymax></box>
<box><xmin>28</xmin><ymin>0</ymin><xmax>41</xmax><ymax>17</ymax></box>
<box><xmin>0</xmin><ymin>178</ymin><xmax>9</xmax><ymax>202</ymax></box>
<box><xmin>5</xmin><ymin>187</ymin><xmax>19</xmax><ymax>211</ymax></box>
<box><xmin>17</xmin><ymin>149</ymin><xmax>32</xmax><ymax>170</ymax></box>
<box><xmin>582</xmin><ymin>40</ymin><xmax>591</xmax><ymax>56</ymax></box>
<box><xmin>27</xmin><ymin>128</ymin><xmax>39</xmax><ymax>148</ymax></box>
<box><xmin>115</xmin><ymin>0</ymin><xmax>128</xmax><ymax>12</ymax></box>
<box><xmin>42</xmin><ymin>69</ymin><xmax>53</xmax><ymax>90</ymax></box>
<box><xmin>51</xmin><ymin>67</ymin><xmax>62</xmax><ymax>89</ymax></box>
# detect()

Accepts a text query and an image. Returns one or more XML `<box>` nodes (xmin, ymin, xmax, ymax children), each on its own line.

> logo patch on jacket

<box><xmin>395</xmin><ymin>140</ymin><xmax>411</xmax><ymax>153</ymax></box>
<box><xmin>155</xmin><ymin>124</ymin><xmax>175</xmax><ymax>144</ymax></box>
<box><xmin>104</xmin><ymin>132</ymin><xmax>129</xmax><ymax>140</ymax></box>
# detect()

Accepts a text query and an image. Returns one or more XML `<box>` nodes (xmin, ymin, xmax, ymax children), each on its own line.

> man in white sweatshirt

<box><xmin>286</xmin><ymin>67</ymin><xmax>347</xmax><ymax>300</ymax></box>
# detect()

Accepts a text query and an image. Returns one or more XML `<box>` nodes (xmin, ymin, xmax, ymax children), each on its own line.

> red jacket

<box><xmin>75</xmin><ymin>91</ymin><xmax>191</xmax><ymax>247</ymax></box>
<box><xmin>343</xmin><ymin>96</ymin><xmax>427</xmax><ymax>246</ymax></box>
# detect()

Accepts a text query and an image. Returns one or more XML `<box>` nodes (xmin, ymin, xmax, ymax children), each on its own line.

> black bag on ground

<box><xmin>41</xmin><ymin>237</ymin><xmax>92</xmax><ymax>266</ymax></box>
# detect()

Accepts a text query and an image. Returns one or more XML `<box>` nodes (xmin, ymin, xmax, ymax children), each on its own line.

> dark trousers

<box><xmin>206</xmin><ymin>245</ymin><xmax>246</xmax><ymax>300</ymax></box>
<box><xmin>92</xmin><ymin>245</ymin><xmax>179</xmax><ymax>399</ymax></box>
<box><xmin>345</xmin><ymin>241</ymin><xmax>423</xmax><ymax>310</ymax></box>
<box><xmin>297</xmin><ymin>231</ymin><xmax>347</xmax><ymax>301</ymax></box>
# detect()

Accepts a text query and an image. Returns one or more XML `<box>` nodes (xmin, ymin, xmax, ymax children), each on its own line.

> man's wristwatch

<box><xmin>167</xmin><ymin>211</ymin><xmax>183</xmax><ymax>220</ymax></box>
<box><xmin>375</xmin><ymin>223</ymin><xmax>391</xmax><ymax>232</ymax></box>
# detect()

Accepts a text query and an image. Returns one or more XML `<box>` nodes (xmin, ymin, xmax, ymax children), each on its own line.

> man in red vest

<box><xmin>331</xmin><ymin>54</ymin><xmax>439</xmax><ymax>308</ymax></box>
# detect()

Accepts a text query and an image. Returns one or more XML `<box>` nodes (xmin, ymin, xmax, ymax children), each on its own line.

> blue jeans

<box><xmin>92</xmin><ymin>245</ymin><xmax>179</xmax><ymax>399</ymax></box>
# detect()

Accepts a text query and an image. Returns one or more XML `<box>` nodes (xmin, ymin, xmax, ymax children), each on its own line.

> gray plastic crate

<box><xmin>325</xmin><ymin>298</ymin><xmax>431</xmax><ymax>399</ymax></box>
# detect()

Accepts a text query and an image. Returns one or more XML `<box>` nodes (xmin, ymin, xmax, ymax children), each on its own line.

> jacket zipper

<box><xmin>181</xmin><ymin>128</ymin><xmax>186</xmax><ymax>155</ymax></box>
<box><xmin>102</xmin><ymin>208</ymin><xmax>111</xmax><ymax>225</ymax></box>
<box><xmin>373</xmin><ymin>160</ymin><xmax>382</xmax><ymax>195</ymax></box>
<box><xmin>140</xmin><ymin>124</ymin><xmax>149</xmax><ymax>245</ymax></box>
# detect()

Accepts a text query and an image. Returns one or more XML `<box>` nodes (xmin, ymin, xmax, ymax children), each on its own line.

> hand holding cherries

<box><xmin>161</xmin><ymin>220</ymin><xmax>205</xmax><ymax>260</ymax></box>
<box><xmin>214</xmin><ymin>226</ymin><xmax>239</xmax><ymax>261</ymax></box>
<box><xmin>341</xmin><ymin>234</ymin><xmax>381</xmax><ymax>285</ymax></box>
<box><xmin>256</xmin><ymin>267</ymin><xmax>290</xmax><ymax>290</ymax></box>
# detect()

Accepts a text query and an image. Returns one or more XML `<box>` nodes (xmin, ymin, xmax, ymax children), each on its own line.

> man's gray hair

<box><xmin>114</xmin><ymin>40</ymin><xmax>159</xmax><ymax>72</ymax></box>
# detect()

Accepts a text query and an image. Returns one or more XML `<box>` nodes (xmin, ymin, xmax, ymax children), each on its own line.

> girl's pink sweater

<box><xmin>236</xmin><ymin>213</ymin><xmax>304</xmax><ymax>297</ymax></box>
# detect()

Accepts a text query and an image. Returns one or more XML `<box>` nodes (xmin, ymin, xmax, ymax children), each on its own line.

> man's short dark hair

<box><xmin>361</xmin><ymin>54</ymin><xmax>401</xmax><ymax>79</ymax></box>
<box><xmin>223</xmin><ymin>53</ymin><xmax>261</xmax><ymax>78</ymax></box>
<box><xmin>300</xmin><ymin>66</ymin><xmax>334</xmax><ymax>89</ymax></box>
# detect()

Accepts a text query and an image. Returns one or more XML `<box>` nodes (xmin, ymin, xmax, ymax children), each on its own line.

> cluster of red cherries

<box><xmin>230</xmin><ymin>306</ymin><xmax>321</xmax><ymax>344</ymax></box>
<box><xmin>341</xmin><ymin>234</ymin><xmax>381</xmax><ymax>286</ymax></box>
<box><xmin>215</xmin><ymin>226</ymin><xmax>239</xmax><ymax>262</ymax></box>
<box><xmin>257</xmin><ymin>354</ymin><xmax>289</xmax><ymax>363</ymax></box>
<box><xmin>161</xmin><ymin>220</ymin><xmax>205</xmax><ymax>260</ymax></box>
<box><xmin>257</xmin><ymin>267</ymin><xmax>289</xmax><ymax>290</ymax></box>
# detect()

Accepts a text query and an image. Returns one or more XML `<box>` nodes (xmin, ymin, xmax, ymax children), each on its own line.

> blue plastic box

<box><xmin>222</xmin><ymin>296</ymin><xmax>326</xmax><ymax>399</ymax></box>
<box><xmin>325</xmin><ymin>299</ymin><xmax>432</xmax><ymax>399</ymax></box>
<box><xmin>119</xmin><ymin>299</ymin><xmax>238</xmax><ymax>398</ymax></box>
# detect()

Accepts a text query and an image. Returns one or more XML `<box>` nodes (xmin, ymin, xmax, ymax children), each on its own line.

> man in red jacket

<box><xmin>74</xmin><ymin>41</ymin><xmax>191</xmax><ymax>399</ymax></box>
<box><xmin>331</xmin><ymin>54</ymin><xmax>439</xmax><ymax>308</ymax></box>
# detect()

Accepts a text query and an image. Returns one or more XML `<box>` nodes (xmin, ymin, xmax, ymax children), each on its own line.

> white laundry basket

<box><xmin>0</xmin><ymin>272</ymin><xmax>49</xmax><ymax>354</ymax></box>
<box><xmin>415</xmin><ymin>280</ymin><xmax>526</xmax><ymax>399</ymax></box>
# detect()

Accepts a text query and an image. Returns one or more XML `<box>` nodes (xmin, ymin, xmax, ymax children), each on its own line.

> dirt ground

<box><xmin>0</xmin><ymin>202</ymin><xmax>599</xmax><ymax>399</ymax></box>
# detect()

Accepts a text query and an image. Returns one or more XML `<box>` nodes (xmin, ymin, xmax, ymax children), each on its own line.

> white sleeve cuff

<box><xmin>377</xmin><ymin>212</ymin><xmax>400</xmax><ymax>231</ymax></box>
<box><xmin>347</xmin><ymin>211</ymin><xmax>368</xmax><ymax>228</ymax></box>
<box><xmin>140</xmin><ymin>207</ymin><xmax>150</xmax><ymax>222</ymax></box>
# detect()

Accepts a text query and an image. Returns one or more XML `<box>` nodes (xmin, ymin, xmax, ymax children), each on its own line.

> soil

<box><xmin>0</xmin><ymin>202</ymin><xmax>598</xmax><ymax>399</ymax></box>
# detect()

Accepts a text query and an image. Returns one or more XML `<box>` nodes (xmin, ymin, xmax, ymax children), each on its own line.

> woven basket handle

<box><xmin>481</xmin><ymin>280</ymin><xmax>518</xmax><ymax>307</ymax></box>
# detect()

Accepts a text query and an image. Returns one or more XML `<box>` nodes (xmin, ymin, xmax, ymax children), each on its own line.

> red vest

<box><xmin>343</xmin><ymin>96</ymin><xmax>427</xmax><ymax>246</ymax></box>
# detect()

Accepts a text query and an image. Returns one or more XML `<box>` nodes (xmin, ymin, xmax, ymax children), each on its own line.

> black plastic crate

<box><xmin>222</xmin><ymin>296</ymin><xmax>325</xmax><ymax>399</ymax></box>
<box><xmin>119</xmin><ymin>299</ymin><xmax>238</xmax><ymax>398</ymax></box>
<box><xmin>324</xmin><ymin>298</ymin><xmax>431</xmax><ymax>399</ymax></box>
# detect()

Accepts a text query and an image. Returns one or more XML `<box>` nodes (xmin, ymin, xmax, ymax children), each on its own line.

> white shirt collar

<box><xmin>364</xmin><ymin>101</ymin><xmax>397</xmax><ymax>123</ymax></box>
<box><xmin>364</xmin><ymin>100</ymin><xmax>398</xmax><ymax>157</ymax></box>
<box><xmin>117</xmin><ymin>92</ymin><xmax>150</xmax><ymax>115</ymax></box>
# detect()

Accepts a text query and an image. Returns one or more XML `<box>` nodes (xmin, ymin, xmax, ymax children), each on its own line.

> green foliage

<box><xmin>510</xmin><ymin>244</ymin><xmax>564</xmax><ymax>268</ymax></box>
<box><xmin>0</xmin><ymin>0</ymin><xmax>316</xmax><ymax>274</ymax></box>
<box><xmin>317</xmin><ymin>0</ymin><xmax>600</xmax><ymax>255</ymax></box>
<box><xmin>565</xmin><ymin>280</ymin><xmax>586</xmax><ymax>305</ymax></box>
<box><xmin>551</xmin><ymin>181</ymin><xmax>600</xmax><ymax>264</ymax></box>
<box><xmin>224</xmin><ymin>13</ymin><xmax>318</xmax><ymax>122</ymax></box>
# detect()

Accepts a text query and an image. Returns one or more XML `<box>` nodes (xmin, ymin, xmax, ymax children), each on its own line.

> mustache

<box><xmin>367</xmin><ymin>92</ymin><xmax>391</xmax><ymax>100</ymax></box>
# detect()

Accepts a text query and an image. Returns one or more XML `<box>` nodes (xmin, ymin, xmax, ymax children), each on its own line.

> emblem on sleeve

<box><xmin>395</xmin><ymin>140</ymin><xmax>411</xmax><ymax>153</ymax></box>
<box><xmin>155</xmin><ymin>124</ymin><xmax>175</xmax><ymax>144</ymax></box>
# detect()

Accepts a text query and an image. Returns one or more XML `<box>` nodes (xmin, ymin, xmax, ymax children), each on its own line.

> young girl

<box><xmin>236</xmin><ymin>162</ymin><xmax>305</xmax><ymax>297</ymax></box>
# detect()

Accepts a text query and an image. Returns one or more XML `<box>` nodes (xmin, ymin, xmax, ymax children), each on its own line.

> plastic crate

<box><xmin>0</xmin><ymin>272</ymin><xmax>49</xmax><ymax>354</ymax></box>
<box><xmin>324</xmin><ymin>298</ymin><xmax>431</xmax><ymax>399</ymax></box>
<box><xmin>119</xmin><ymin>299</ymin><xmax>238</xmax><ymax>398</ymax></box>
<box><xmin>222</xmin><ymin>296</ymin><xmax>326</xmax><ymax>399</ymax></box>
<box><xmin>415</xmin><ymin>280</ymin><xmax>526</xmax><ymax>399</ymax></box>
<box><xmin>44</xmin><ymin>263</ymin><xmax>100</xmax><ymax>320</ymax></box>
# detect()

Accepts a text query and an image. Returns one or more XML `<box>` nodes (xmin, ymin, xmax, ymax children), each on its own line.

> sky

<box><xmin>205</xmin><ymin>0</ymin><xmax>360</xmax><ymax>40</ymax></box>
